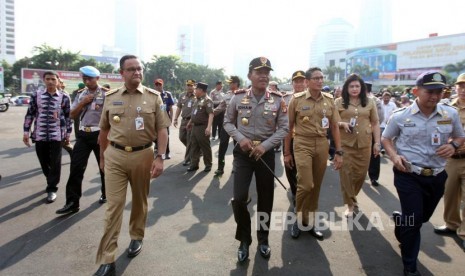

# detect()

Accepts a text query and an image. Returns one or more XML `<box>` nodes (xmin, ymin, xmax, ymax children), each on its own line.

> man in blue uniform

<box><xmin>154</xmin><ymin>78</ymin><xmax>174</xmax><ymax>159</ymax></box>
<box><xmin>382</xmin><ymin>71</ymin><xmax>465</xmax><ymax>276</ymax></box>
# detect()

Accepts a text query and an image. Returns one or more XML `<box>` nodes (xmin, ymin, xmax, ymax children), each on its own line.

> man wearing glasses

<box><xmin>154</xmin><ymin>78</ymin><xmax>174</xmax><ymax>159</ymax></box>
<box><xmin>94</xmin><ymin>55</ymin><xmax>170</xmax><ymax>276</ymax></box>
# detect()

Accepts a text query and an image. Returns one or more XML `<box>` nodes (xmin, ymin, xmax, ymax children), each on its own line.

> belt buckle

<box><xmin>124</xmin><ymin>146</ymin><xmax>133</xmax><ymax>152</ymax></box>
<box><xmin>85</xmin><ymin>127</ymin><xmax>91</xmax><ymax>132</ymax></box>
<box><xmin>252</xmin><ymin>140</ymin><xmax>261</xmax><ymax>147</ymax></box>
<box><xmin>421</xmin><ymin>168</ymin><xmax>433</xmax><ymax>176</ymax></box>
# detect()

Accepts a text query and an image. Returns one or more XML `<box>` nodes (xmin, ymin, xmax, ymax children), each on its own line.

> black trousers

<box><xmin>232</xmin><ymin>147</ymin><xmax>274</xmax><ymax>245</ymax></box>
<box><xmin>283</xmin><ymin>138</ymin><xmax>297</xmax><ymax>196</ymax></box>
<box><xmin>217</xmin><ymin>127</ymin><xmax>231</xmax><ymax>170</ymax></box>
<box><xmin>155</xmin><ymin>127</ymin><xmax>170</xmax><ymax>155</ymax></box>
<box><xmin>393</xmin><ymin>169</ymin><xmax>446</xmax><ymax>272</ymax></box>
<box><xmin>65</xmin><ymin>131</ymin><xmax>105</xmax><ymax>205</ymax></box>
<box><xmin>212</xmin><ymin>111</ymin><xmax>224</xmax><ymax>139</ymax></box>
<box><xmin>368</xmin><ymin>136</ymin><xmax>380</xmax><ymax>181</ymax></box>
<box><xmin>35</xmin><ymin>141</ymin><xmax>62</xmax><ymax>193</ymax></box>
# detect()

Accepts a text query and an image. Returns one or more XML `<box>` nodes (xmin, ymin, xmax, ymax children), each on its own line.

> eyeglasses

<box><xmin>309</xmin><ymin>76</ymin><xmax>325</xmax><ymax>81</ymax></box>
<box><xmin>155</xmin><ymin>83</ymin><xmax>162</xmax><ymax>86</ymax></box>
<box><xmin>124</xmin><ymin>67</ymin><xmax>144</xmax><ymax>73</ymax></box>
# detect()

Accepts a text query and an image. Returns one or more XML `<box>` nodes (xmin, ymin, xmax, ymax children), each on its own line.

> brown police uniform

<box><xmin>443</xmin><ymin>98</ymin><xmax>465</xmax><ymax>240</ymax></box>
<box><xmin>335</xmin><ymin>97</ymin><xmax>379</xmax><ymax>206</ymax></box>
<box><xmin>190</xmin><ymin>95</ymin><xmax>214</xmax><ymax>169</ymax></box>
<box><xmin>177</xmin><ymin>91</ymin><xmax>196</xmax><ymax>162</ymax></box>
<box><xmin>288</xmin><ymin>90</ymin><xmax>340</xmax><ymax>226</ymax></box>
<box><xmin>95</xmin><ymin>84</ymin><xmax>171</xmax><ymax>264</ymax></box>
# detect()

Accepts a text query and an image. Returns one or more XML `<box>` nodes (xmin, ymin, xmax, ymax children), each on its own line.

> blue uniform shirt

<box><xmin>382</xmin><ymin>100</ymin><xmax>465</xmax><ymax>168</ymax></box>
<box><xmin>161</xmin><ymin>90</ymin><xmax>174</xmax><ymax>117</ymax></box>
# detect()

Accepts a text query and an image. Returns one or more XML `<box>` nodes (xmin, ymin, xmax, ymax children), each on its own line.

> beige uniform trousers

<box><xmin>339</xmin><ymin>145</ymin><xmax>371</xmax><ymax>206</ymax></box>
<box><xmin>443</xmin><ymin>158</ymin><xmax>465</xmax><ymax>240</ymax></box>
<box><xmin>96</xmin><ymin>145</ymin><xmax>154</xmax><ymax>264</ymax></box>
<box><xmin>294</xmin><ymin>136</ymin><xmax>328</xmax><ymax>226</ymax></box>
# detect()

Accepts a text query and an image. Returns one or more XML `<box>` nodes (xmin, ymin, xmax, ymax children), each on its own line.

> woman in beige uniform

<box><xmin>335</xmin><ymin>74</ymin><xmax>381</xmax><ymax>217</ymax></box>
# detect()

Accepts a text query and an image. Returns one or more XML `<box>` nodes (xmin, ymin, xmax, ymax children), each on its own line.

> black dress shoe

<box><xmin>187</xmin><ymin>166</ymin><xmax>199</xmax><ymax>172</ymax></box>
<box><xmin>94</xmin><ymin>263</ymin><xmax>115</xmax><ymax>276</ymax></box>
<box><xmin>259</xmin><ymin>244</ymin><xmax>271</xmax><ymax>259</ymax></box>
<box><xmin>433</xmin><ymin>225</ymin><xmax>456</xmax><ymax>235</ymax></box>
<box><xmin>127</xmin><ymin>240</ymin><xmax>143</xmax><ymax>258</ymax></box>
<box><xmin>214</xmin><ymin>168</ymin><xmax>224</xmax><ymax>176</ymax></box>
<box><xmin>204</xmin><ymin>166</ymin><xmax>212</xmax><ymax>172</ymax></box>
<box><xmin>99</xmin><ymin>195</ymin><xmax>107</xmax><ymax>204</ymax></box>
<box><xmin>182</xmin><ymin>160</ymin><xmax>191</xmax><ymax>166</ymax></box>
<box><xmin>237</xmin><ymin>241</ymin><xmax>249</xmax><ymax>262</ymax></box>
<box><xmin>371</xmin><ymin>179</ymin><xmax>380</xmax><ymax>186</ymax></box>
<box><xmin>309</xmin><ymin>227</ymin><xmax>324</xmax><ymax>240</ymax></box>
<box><xmin>56</xmin><ymin>202</ymin><xmax>79</xmax><ymax>215</ymax></box>
<box><xmin>403</xmin><ymin>268</ymin><xmax>421</xmax><ymax>276</ymax></box>
<box><xmin>290</xmin><ymin>222</ymin><xmax>300</xmax><ymax>239</ymax></box>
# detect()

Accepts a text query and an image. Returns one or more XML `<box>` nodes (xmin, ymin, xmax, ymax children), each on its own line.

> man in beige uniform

<box><xmin>173</xmin><ymin>80</ymin><xmax>196</xmax><ymax>166</ymax></box>
<box><xmin>434</xmin><ymin>73</ymin><xmax>465</xmax><ymax>251</ymax></box>
<box><xmin>285</xmin><ymin>67</ymin><xmax>343</xmax><ymax>240</ymax></box>
<box><xmin>94</xmin><ymin>55</ymin><xmax>170</xmax><ymax>276</ymax></box>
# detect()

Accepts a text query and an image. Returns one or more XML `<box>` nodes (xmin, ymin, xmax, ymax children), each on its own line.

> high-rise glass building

<box><xmin>357</xmin><ymin>0</ymin><xmax>392</xmax><ymax>47</ymax></box>
<box><xmin>177</xmin><ymin>24</ymin><xmax>208</xmax><ymax>66</ymax></box>
<box><xmin>0</xmin><ymin>0</ymin><xmax>16</xmax><ymax>64</ymax></box>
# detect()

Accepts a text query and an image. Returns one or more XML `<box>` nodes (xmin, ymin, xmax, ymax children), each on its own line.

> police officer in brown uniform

<box><xmin>335</xmin><ymin>74</ymin><xmax>381</xmax><ymax>217</ymax></box>
<box><xmin>283</xmin><ymin>70</ymin><xmax>306</xmax><ymax>204</ymax></box>
<box><xmin>186</xmin><ymin>82</ymin><xmax>214</xmax><ymax>172</ymax></box>
<box><xmin>434</xmin><ymin>73</ymin><xmax>465</xmax><ymax>251</ymax></box>
<box><xmin>224</xmin><ymin>57</ymin><xmax>289</xmax><ymax>262</ymax></box>
<box><xmin>94</xmin><ymin>55</ymin><xmax>170</xmax><ymax>276</ymax></box>
<box><xmin>173</xmin><ymin>80</ymin><xmax>196</xmax><ymax>166</ymax></box>
<box><xmin>285</xmin><ymin>67</ymin><xmax>343</xmax><ymax>240</ymax></box>
<box><xmin>213</xmin><ymin>76</ymin><xmax>240</xmax><ymax>175</ymax></box>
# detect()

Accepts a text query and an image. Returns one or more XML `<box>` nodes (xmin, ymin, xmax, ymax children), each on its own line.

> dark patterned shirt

<box><xmin>23</xmin><ymin>90</ymin><xmax>72</xmax><ymax>142</ymax></box>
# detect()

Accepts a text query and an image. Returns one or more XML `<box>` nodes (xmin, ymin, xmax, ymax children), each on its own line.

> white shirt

<box><xmin>381</xmin><ymin>101</ymin><xmax>398</xmax><ymax>128</ymax></box>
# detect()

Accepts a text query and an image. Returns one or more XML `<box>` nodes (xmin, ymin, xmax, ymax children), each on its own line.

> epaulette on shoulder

<box><xmin>322</xmin><ymin>92</ymin><xmax>333</xmax><ymax>99</ymax></box>
<box><xmin>234</xmin><ymin>89</ymin><xmax>247</xmax><ymax>94</ymax></box>
<box><xmin>440</xmin><ymin>102</ymin><xmax>457</xmax><ymax>110</ymax></box>
<box><xmin>270</xmin><ymin>90</ymin><xmax>283</xmax><ymax>97</ymax></box>
<box><xmin>146</xmin><ymin>87</ymin><xmax>160</xmax><ymax>95</ymax></box>
<box><xmin>77</xmin><ymin>88</ymin><xmax>85</xmax><ymax>93</ymax></box>
<box><xmin>392</xmin><ymin>107</ymin><xmax>407</xmax><ymax>113</ymax></box>
<box><xmin>101</xmin><ymin>87</ymin><xmax>110</xmax><ymax>92</ymax></box>
<box><xmin>105</xmin><ymin>88</ymin><xmax>119</xmax><ymax>97</ymax></box>
<box><xmin>294</xmin><ymin>91</ymin><xmax>306</xmax><ymax>98</ymax></box>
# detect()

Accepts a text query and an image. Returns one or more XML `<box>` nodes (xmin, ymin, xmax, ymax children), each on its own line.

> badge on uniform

<box><xmin>241</xmin><ymin>117</ymin><xmax>249</xmax><ymax>126</ymax></box>
<box><xmin>113</xmin><ymin>115</ymin><xmax>121</xmax><ymax>123</ymax></box>
<box><xmin>91</xmin><ymin>102</ymin><xmax>96</xmax><ymax>110</ymax></box>
<box><xmin>302</xmin><ymin>106</ymin><xmax>310</xmax><ymax>111</ymax></box>
<box><xmin>349</xmin><ymin>117</ymin><xmax>357</xmax><ymax>127</ymax></box>
<box><xmin>135</xmin><ymin>107</ymin><xmax>144</xmax><ymax>130</ymax></box>
<box><xmin>241</xmin><ymin>97</ymin><xmax>250</xmax><ymax>105</ymax></box>
<box><xmin>302</xmin><ymin>116</ymin><xmax>310</xmax><ymax>122</ymax></box>
<box><xmin>431</xmin><ymin>132</ymin><xmax>440</xmax><ymax>146</ymax></box>
<box><xmin>113</xmin><ymin>101</ymin><xmax>123</xmax><ymax>105</ymax></box>
<box><xmin>160</xmin><ymin>104</ymin><xmax>166</xmax><ymax>111</ymax></box>
<box><xmin>193</xmin><ymin>109</ymin><xmax>198</xmax><ymax>115</ymax></box>
<box><xmin>322</xmin><ymin>117</ymin><xmax>329</xmax><ymax>129</ymax></box>
<box><xmin>187</xmin><ymin>101</ymin><xmax>192</xmax><ymax>108</ymax></box>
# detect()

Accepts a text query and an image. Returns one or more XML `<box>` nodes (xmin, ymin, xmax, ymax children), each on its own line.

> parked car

<box><xmin>10</xmin><ymin>95</ymin><xmax>31</xmax><ymax>106</ymax></box>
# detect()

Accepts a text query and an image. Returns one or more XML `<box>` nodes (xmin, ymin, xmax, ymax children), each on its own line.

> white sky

<box><xmin>15</xmin><ymin>0</ymin><xmax>465</xmax><ymax>78</ymax></box>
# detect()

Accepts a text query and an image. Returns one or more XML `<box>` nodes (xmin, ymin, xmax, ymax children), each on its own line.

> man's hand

<box><xmin>173</xmin><ymin>118</ymin><xmax>178</xmax><ymax>128</ymax></box>
<box><xmin>150</xmin><ymin>158</ymin><xmax>164</xmax><ymax>178</ymax></box>
<box><xmin>284</xmin><ymin>154</ymin><xmax>294</xmax><ymax>169</ymax></box>
<box><xmin>391</xmin><ymin>154</ymin><xmax>409</xmax><ymax>172</ymax></box>
<box><xmin>23</xmin><ymin>134</ymin><xmax>31</xmax><ymax>147</ymax></box>
<box><xmin>239</xmin><ymin>138</ymin><xmax>253</xmax><ymax>152</ymax></box>
<box><xmin>332</xmin><ymin>155</ymin><xmax>343</xmax><ymax>170</ymax></box>
<box><xmin>205</xmin><ymin>128</ymin><xmax>211</xmax><ymax>137</ymax></box>
<box><xmin>249</xmin><ymin>144</ymin><xmax>266</xmax><ymax>161</ymax></box>
<box><xmin>436</xmin><ymin>143</ymin><xmax>456</xmax><ymax>159</ymax></box>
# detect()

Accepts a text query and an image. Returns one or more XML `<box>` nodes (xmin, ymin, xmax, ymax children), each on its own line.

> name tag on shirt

<box><xmin>113</xmin><ymin>101</ymin><xmax>123</xmax><ymax>105</ymax></box>
<box><xmin>437</xmin><ymin>119</ymin><xmax>452</xmax><ymax>125</ymax></box>
<box><xmin>187</xmin><ymin>101</ymin><xmax>192</xmax><ymax>108</ymax></box>
<box><xmin>404</xmin><ymin>123</ymin><xmax>416</xmax><ymax>127</ymax></box>
<box><xmin>302</xmin><ymin>106</ymin><xmax>310</xmax><ymax>111</ymax></box>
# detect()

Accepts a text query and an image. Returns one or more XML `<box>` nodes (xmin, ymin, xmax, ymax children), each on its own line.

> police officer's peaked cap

<box><xmin>292</xmin><ymin>70</ymin><xmax>305</xmax><ymax>80</ymax></box>
<box><xmin>456</xmin><ymin>73</ymin><xmax>465</xmax><ymax>84</ymax></box>
<box><xmin>269</xmin><ymin>81</ymin><xmax>278</xmax><ymax>86</ymax></box>
<box><xmin>249</xmin><ymin>57</ymin><xmax>273</xmax><ymax>71</ymax></box>
<box><xmin>415</xmin><ymin>71</ymin><xmax>446</xmax><ymax>89</ymax></box>
<box><xmin>186</xmin><ymin>79</ymin><xmax>196</xmax><ymax>85</ymax></box>
<box><xmin>79</xmin><ymin>66</ymin><xmax>100</xmax><ymax>77</ymax></box>
<box><xmin>196</xmin><ymin>82</ymin><xmax>208</xmax><ymax>91</ymax></box>
<box><xmin>365</xmin><ymin>82</ymin><xmax>372</xmax><ymax>92</ymax></box>
<box><xmin>226</xmin><ymin>76</ymin><xmax>240</xmax><ymax>84</ymax></box>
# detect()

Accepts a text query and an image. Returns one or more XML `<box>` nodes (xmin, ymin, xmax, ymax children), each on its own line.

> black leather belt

<box><xmin>451</xmin><ymin>152</ymin><xmax>465</xmax><ymax>159</ymax></box>
<box><xmin>182</xmin><ymin>117</ymin><xmax>191</xmax><ymax>120</ymax></box>
<box><xmin>110</xmin><ymin>141</ymin><xmax>153</xmax><ymax>152</ymax></box>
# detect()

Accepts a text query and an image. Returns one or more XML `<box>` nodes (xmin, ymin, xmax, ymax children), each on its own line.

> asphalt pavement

<box><xmin>0</xmin><ymin>105</ymin><xmax>464</xmax><ymax>276</ymax></box>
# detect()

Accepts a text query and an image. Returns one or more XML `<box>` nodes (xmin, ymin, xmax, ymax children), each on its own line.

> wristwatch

<box><xmin>156</xmin><ymin>154</ymin><xmax>166</xmax><ymax>160</ymax></box>
<box><xmin>335</xmin><ymin>150</ymin><xmax>344</xmax><ymax>156</ymax></box>
<box><xmin>449</xmin><ymin>141</ymin><xmax>460</xmax><ymax>150</ymax></box>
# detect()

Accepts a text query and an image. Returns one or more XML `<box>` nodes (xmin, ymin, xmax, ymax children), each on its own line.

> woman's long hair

<box><xmin>341</xmin><ymin>74</ymin><xmax>368</xmax><ymax>109</ymax></box>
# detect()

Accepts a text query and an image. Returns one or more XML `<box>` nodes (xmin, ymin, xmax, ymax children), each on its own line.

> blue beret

<box><xmin>79</xmin><ymin>66</ymin><xmax>100</xmax><ymax>77</ymax></box>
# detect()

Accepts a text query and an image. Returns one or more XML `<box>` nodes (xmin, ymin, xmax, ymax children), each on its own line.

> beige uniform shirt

<box><xmin>288</xmin><ymin>91</ymin><xmax>340</xmax><ymax>138</ymax></box>
<box><xmin>451</xmin><ymin>98</ymin><xmax>465</xmax><ymax>154</ymax></box>
<box><xmin>335</xmin><ymin>97</ymin><xmax>379</xmax><ymax>148</ymax></box>
<box><xmin>99</xmin><ymin>84</ymin><xmax>171</xmax><ymax>146</ymax></box>
<box><xmin>177</xmin><ymin>92</ymin><xmax>196</xmax><ymax>119</ymax></box>
<box><xmin>223</xmin><ymin>89</ymin><xmax>289</xmax><ymax>151</ymax></box>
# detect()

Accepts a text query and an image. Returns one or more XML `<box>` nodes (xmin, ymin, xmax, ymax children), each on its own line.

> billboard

<box><xmin>346</xmin><ymin>44</ymin><xmax>398</xmax><ymax>81</ymax></box>
<box><xmin>21</xmin><ymin>68</ymin><xmax>124</xmax><ymax>94</ymax></box>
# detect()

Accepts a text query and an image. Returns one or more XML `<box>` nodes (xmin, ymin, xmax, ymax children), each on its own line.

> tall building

<box><xmin>357</xmin><ymin>0</ymin><xmax>392</xmax><ymax>47</ymax></box>
<box><xmin>177</xmin><ymin>24</ymin><xmax>208</xmax><ymax>66</ymax></box>
<box><xmin>310</xmin><ymin>18</ymin><xmax>356</xmax><ymax>68</ymax></box>
<box><xmin>0</xmin><ymin>0</ymin><xmax>16</xmax><ymax>64</ymax></box>
<box><xmin>114</xmin><ymin>0</ymin><xmax>141</xmax><ymax>56</ymax></box>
